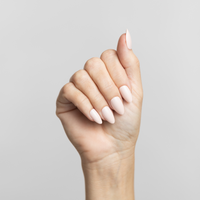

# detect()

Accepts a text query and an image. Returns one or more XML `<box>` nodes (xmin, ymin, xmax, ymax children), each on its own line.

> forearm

<box><xmin>82</xmin><ymin>152</ymin><xmax>135</xmax><ymax>200</ymax></box>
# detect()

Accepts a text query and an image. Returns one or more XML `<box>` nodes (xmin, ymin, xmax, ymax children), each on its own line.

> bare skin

<box><xmin>56</xmin><ymin>31</ymin><xmax>143</xmax><ymax>200</ymax></box>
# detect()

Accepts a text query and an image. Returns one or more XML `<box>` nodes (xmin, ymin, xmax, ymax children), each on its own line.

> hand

<box><xmin>56</xmin><ymin>30</ymin><xmax>143</xmax><ymax>169</ymax></box>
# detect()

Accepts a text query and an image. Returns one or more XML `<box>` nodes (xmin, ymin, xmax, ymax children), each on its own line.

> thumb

<box><xmin>117</xmin><ymin>29</ymin><xmax>142</xmax><ymax>87</ymax></box>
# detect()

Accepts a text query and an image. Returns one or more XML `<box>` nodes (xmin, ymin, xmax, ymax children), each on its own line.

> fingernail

<box><xmin>119</xmin><ymin>85</ymin><xmax>132</xmax><ymax>103</ymax></box>
<box><xmin>126</xmin><ymin>29</ymin><xmax>132</xmax><ymax>49</ymax></box>
<box><xmin>110</xmin><ymin>97</ymin><xmax>124</xmax><ymax>115</ymax></box>
<box><xmin>102</xmin><ymin>106</ymin><xmax>115</xmax><ymax>124</ymax></box>
<box><xmin>90</xmin><ymin>109</ymin><xmax>102</xmax><ymax>124</ymax></box>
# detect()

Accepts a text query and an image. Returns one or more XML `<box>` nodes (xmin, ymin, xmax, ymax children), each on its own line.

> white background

<box><xmin>0</xmin><ymin>0</ymin><xmax>200</xmax><ymax>199</ymax></box>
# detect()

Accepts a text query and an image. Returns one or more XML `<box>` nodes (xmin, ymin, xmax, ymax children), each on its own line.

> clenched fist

<box><xmin>56</xmin><ymin>30</ymin><xmax>143</xmax><ymax>170</ymax></box>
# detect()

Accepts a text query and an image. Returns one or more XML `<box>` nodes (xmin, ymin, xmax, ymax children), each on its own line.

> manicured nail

<box><xmin>90</xmin><ymin>109</ymin><xmax>102</xmax><ymax>124</ymax></box>
<box><xmin>126</xmin><ymin>29</ymin><xmax>132</xmax><ymax>49</ymax></box>
<box><xmin>110</xmin><ymin>97</ymin><xmax>124</xmax><ymax>115</ymax></box>
<box><xmin>102</xmin><ymin>106</ymin><xmax>115</xmax><ymax>124</ymax></box>
<box><xmin>119</xmin><ymin>85</ymin><xmax>132</xmax><ymax>103</ymax></box>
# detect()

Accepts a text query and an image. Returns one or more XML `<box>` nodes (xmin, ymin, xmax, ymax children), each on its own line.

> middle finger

<box><xmin>84</xmin><ymin>57</ymin><xmax>124</xmax><ymax>115</ymax></box>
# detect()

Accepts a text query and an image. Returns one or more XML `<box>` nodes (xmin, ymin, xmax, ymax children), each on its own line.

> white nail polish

<box><xmin>110</xmin><ymin>97</ymin><xmax>124</xmax><ymax>115</ymax></box>
<box><xmin>119</xmin><ymin>85</ymin><xmax>132</xmax><ymax>103</ymax></box>
<box><xmin>90</xmin><ymin>109</ymin><xmax>102</xmax><ymax>124</ymax></box>
<box><xmin>126</xmin><ymin>29</ymin><xmax>132</xmax><ymax>50</ymax></box>
<box><xmin>102</xmin><ymin>106</ymin><xmax>115</xmax><ymax>124</ymax></box>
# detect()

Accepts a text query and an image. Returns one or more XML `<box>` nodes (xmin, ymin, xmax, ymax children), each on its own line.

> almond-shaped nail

<box><xmin>126</xmin><ymin>29</ymin><xmax>132</xmax><ymax>49</ymax></box>
<box><xmin>90</xmin><ymin>109</ymin><xmax>102</xmax><ymax>124</ymax></box>
<box><xmin>119</xmin><ymin>85</ymin><xmax>132</xmax><ymax>103</ymax></box>
<box><xmin>102</xmin><ymin>106</ymin><xmax>115</xmax><ymax>124</ymax></box>
<box><xmin>110</xmin><ymin>97</ymin><xmax>124</xmax><ymax>115</ymax></box>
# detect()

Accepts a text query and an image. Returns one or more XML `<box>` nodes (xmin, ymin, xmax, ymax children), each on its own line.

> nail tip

<box><xmin>102</xmin><ymin>106</ymin><xmax>115</xmax><ymax>124</ymax></box>
<box><xmin>90</xmin><ymin>109</ymin><xmax>102</xmax><ymax>124</ymax></box>
<box><xmin>109</xmin><ymin>118</ymin><xmax>115</xmax><ymax>124</ymax></box>
<box><xmin>126</xmin><ymin>96</ymin><xmax>132</xmax><ymax>103</ymax></box>
<box><xmin>125</xmin><ymin>29</ymin><xmax>132</xmax><ymax>49</ymax></box>
<box><xmin>96</xmin><ymin>119</ymin><xmax>103</xmax><ymax>124</ymax></box>
<box><xmin>119</xmin><ymin>85</ymin><xmax>133</xmax><ymax>103</ymax></box>
<box><xmin>111</xmin><ymin>96</ymin><xmax>124</xmax><ymax>116</ymax></box>
<box><xmin>98</xmin><ymin>119</ymin><xmax>103</xmax><ymax>124</ymax></box>
<box><xmin>117</xmin><ymin>107</ymin><xmax>125</xmax><ymax>115</ymax></box>
<box><xmin>120</xmin><ymin>110</ymin><xmax>125</xmax><ymax>115</ymax></box>
<box><xmin>107</xmin><ymin>116</ymin><xmax>115</xmax><ymax>124</ymax></box>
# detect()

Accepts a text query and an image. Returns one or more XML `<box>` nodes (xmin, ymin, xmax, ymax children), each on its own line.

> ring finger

<box><xmin>84</xmin><ymin>57</ymin><xmax>124</xmax><ymax>115</ymax></box>
<box><xmin>70</xmin><ymin>69</ymin><xmax>115</xmax><ymax>124</ymax></box>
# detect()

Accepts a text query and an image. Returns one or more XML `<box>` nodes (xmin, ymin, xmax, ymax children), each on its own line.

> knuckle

<box><xmin>92</xmin><ymin>92</ymin><xmax>103</xmax><ymax>102</ymax></box>
<box><xmin>134</xmin><ymin>56</ymin><xmax>140</xmax><ymax>67</ymax></box>
<box><xmin>77</xmin><ymin>95</ymin><xmax>88</xmax><ymax>107</ymax></box>
<box><xmin>71</xmin><ymin>69</ymin><xmax>88</xmax><ymax>85</ymax></box>
<box><xmin>104</xmin><ymin>82</ymin><xmax>115</xmax><ymax>91</ymax></box>
<box><xmin>125</xmin><ymin>55</ymin><xmax>140</xmax><ymax>68</ymax></box>
<box><xmin>100</xmin><ymin>49</ymin><xmax>116</xmax><ymax>61</ymax></box>
<box><xmin>84</xmin><ymin>57</ymin><xmax>103</xmax><ymax>72</ymax></box>
<box><xmin>62</xmin><ymin>82</ymin><xmax>74</xmax><ymax>94</ymax></box>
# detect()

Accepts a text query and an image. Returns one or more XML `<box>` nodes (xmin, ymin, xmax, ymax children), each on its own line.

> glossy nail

<box><xmin>126</xmin><ymin>29</ymin><xmax>132</xmax><ymax>49</ymax></box>
<box><xmin>102</xmin><ymin>106</ymin><xmax>115</xmax><ymax>124</ymax></box>
<box><xmin>119</xmin><ymin>85</ymin><xmax>132</xmax><ymax>103</ymax></box>
<box><xmin>90</xmin><ymin>109</ymin><xmax>102</xmax><ymax>124</ymax></box>
<box><xmin>110</xmin><ymin>96</ymin><xmax>124</xmax><ymax>115</ymax></box>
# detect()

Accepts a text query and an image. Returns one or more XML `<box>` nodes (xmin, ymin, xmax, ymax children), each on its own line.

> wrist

<box><xmin>81</xmin><ymin>150</ymin><xmax>135</xmax><ymax>200</ymax></box>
